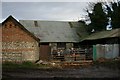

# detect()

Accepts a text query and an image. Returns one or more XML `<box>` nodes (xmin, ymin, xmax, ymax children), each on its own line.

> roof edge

<box><xmin>2</xmin><ymin>15</ymin><xmax>40</xmax><ymax>42</ymax></box>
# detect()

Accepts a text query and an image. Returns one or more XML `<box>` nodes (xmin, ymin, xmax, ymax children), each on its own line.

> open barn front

<box><xmin>50</xmin><ymin>43</ymin><xmax>93</xmax><ymax>62</ymax></box>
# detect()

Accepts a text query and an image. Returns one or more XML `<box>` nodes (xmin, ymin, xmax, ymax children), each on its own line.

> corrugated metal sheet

<box><xmin>19</xmin><ymin>20</ymin><xmax>88</xmax><ymax>42</ymax></box>
<box><xmin>94</xmin><ymin>44</ymin><xmax>119</xmax><ymax>60</ymax></box>
<box><xmin>82</xmin><ymin>28</ymin><xmax>120</xmax><ymax>41</ymax></box>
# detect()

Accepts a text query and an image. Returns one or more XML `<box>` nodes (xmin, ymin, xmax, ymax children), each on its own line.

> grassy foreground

<box><xmin>2</xmin><ymin>60</ymin><xmax>120</xmax><ymax>69</ymax></box>
<box><xmin>2</xmin><ymin>61</ymin><xmax>50</xmax><ymax>69</ymax></box>
<box><xmin>93</xmin><ymin>60</ymin><xmax>120</xmax><ymax>69</ymax></box>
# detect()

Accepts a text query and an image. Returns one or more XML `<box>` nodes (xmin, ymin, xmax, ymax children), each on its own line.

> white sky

<box><xmin>2</xmin><ymin>2</ymin><xmax>88</xmax><ymax>22</ymax></box>
<box><xmin>0</xmin><ymin>0</ymin><xmax>118</xmax><ymax>23</ymax></box>
<box><xmin>1</xmin><ymin>0</ymin><xmax>98</xmax><ymax>2</ymax></box>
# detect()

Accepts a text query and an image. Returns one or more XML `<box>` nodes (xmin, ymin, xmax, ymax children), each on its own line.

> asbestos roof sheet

<box><xmin>19</xmin><ymin>20</ymin><xmax>88</xmax><ymax>42</ymax></box>
<box><xmin>82</xmin><ymin>28</ymin><xmax>120</xmax><ymax>41</ymax></box>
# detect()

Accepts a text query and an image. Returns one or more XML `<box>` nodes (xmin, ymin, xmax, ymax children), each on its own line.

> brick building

<box><xmin>1</xmin><ymin>15</ymin><xmax>88</xmax><ymax>62</ymax></box>
<box><xmin>1</xmin><ymin>16</ymin><xmax>40</xmax><ymax>62</ymax></box>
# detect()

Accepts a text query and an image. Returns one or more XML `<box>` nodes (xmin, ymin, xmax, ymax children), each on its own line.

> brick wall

<box><xmin>2</xmin><ymin>21</ymin><xmax>39</xmax><ymax>62</ymax></box>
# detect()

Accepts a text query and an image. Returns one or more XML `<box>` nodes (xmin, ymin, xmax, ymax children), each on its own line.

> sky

<box><xmin>1</xmin><ymin>2</ymin><xmax>89</xmax><ymax>22</ymax></box>
<box><xmin>0</xmin><ymin>0</ymin><xmax>118</xmax><ymax>23</ymax></box>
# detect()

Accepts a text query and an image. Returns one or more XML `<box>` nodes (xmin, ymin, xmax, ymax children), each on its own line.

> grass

<box><xmin>2</xmin><ymin>60</ymin><xmax>120</xmax><ymax>70</ymax></box>
<box><xmin>93</xmin><ymin>60</ymin><xmax>120</xmax><ymax>69</ymax></box>
<box><xmin>2</xmin><ymin>61</ymin><xmax>49</xmax><ymax>69</ymax></box>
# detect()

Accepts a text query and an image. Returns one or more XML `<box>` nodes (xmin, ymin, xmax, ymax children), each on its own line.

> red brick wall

<box><xmin>2</xmin><ymin>21</ymin><xmax>36</xmax><ymax>42</ymax></box>
<box><xmin>2</xmin><ymin>20</ymin><xmax>40</xmax><ymax>62</ymax></box>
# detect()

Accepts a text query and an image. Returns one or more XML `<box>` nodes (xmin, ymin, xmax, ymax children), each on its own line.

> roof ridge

<box><xmin>19</xmin><ymin>20</ymin><xmax>78</xmax><ymax>23</ymax></box>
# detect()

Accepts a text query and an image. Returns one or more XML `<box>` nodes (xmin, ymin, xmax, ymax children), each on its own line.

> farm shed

<box><xmin>81</xmin><ymin>28</ymin><xmax>120</xmax><ymax>61</ymax></box>
<box><xmin>1</xmin><ymin>16</ymin><xmax>40</xmax><ymax>62</ymax></box>
<box><xmin>19</xmin><ymin>20</ymin><xmax>88</xmax><ymax>61</ymax></box>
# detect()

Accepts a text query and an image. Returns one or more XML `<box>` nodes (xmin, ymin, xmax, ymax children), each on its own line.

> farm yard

<box><xmin>1</xmin><ymin>1</ymin><xmax>120</xmax><ymax>80</ymax></box>
<box><xmin>1</xmin><ymin>15</ymin><xmax>120</xmax><ymax>80</ymax></box>
<box><xmin>2</xmin><ymin>60</ymin><xmax>120</xmax><ymax>80</ymax></box>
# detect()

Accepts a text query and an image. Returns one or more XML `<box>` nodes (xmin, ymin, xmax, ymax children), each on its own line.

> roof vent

<box><xmin>68</xmin><ymin>22</ymin><xmax>73</xmax><ymax>28</ymax></box>
<box><xmin>34</xmin><ymin>21</ymin><xmax>38</xmax><ymax>27</ymax></box>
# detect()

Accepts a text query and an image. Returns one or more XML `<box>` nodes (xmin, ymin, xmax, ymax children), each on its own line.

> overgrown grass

<box><xmin>2</xmin><ymin>61</ymin><xmax>49</xmax><ymax>69</ymax></box>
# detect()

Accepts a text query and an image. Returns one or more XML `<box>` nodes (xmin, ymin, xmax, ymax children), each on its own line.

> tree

<box><xmin>86</xmin><ymin>2</ymin><xmax>108</xmax><ymax>33</ymax></box>
<box><xmin>107</xmin><ymin>1</ymin><xmax>120</xmax><ymax>29</ymax></box>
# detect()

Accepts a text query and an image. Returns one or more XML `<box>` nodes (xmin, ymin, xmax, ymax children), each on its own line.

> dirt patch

<box><xmin>2</xmin><ymin>60</ymin><xmax>120</xmax><ymax>79</ymax></box>
<box><xmin>2</xmin><ymin>66</ymin><xmax>120</xmax><ymax>79</ymax></box>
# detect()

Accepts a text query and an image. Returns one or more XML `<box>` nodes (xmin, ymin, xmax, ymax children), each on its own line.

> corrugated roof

<box><xmin>19</xmin><ymin>20</ymin><xmax>88</xmax><ymax>42</ymax></box>
<box><xmin>82</xmin><ymin>28</ymin><xmax>120</xmax><ymax>41</ymax></box>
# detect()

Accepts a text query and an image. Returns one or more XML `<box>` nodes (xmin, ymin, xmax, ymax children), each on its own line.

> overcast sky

<box><xmin>0</xmin><ymin>0</ymin><xmax>117</xmax><ymax>22</ymax></box>
<box><xmin>1</xmin><ymin>2</ymin><xmax>90</xmax><ymax>22</ymax></box>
